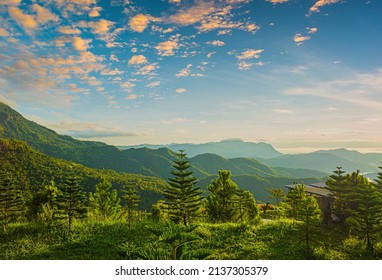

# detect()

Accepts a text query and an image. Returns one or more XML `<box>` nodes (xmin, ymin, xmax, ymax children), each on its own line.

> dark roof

<box><xmin>284</xmin><ymin>183</ymin><xmax>332</xmax><ymax>197</ymax></box>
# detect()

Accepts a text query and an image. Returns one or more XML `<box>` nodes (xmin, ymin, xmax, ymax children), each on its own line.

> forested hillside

<box><xmin>0</xmin><ymin>138</ymin><xmax>164</xmax><ymax>210</ymax></box>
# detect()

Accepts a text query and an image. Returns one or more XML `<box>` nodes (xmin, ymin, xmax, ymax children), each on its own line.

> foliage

<box><xmin>325</xmin><ymin>167</ymin><xmax>349</xmax><ymax>221</ymax></box>
<box><xmin>280</xmin><ymin>183</ymin><xmax>306</xmax><ymax>223</ymax></box>
<box><xmin>346</xmin><ymin>175</ymin><xmax>382</xmax><ymax>252</ymax></box>
<box><xmin>122</xmin><ymin>220</ymin><xmax>210</xmax><ymax>260</ymax></box>
<box><xmin>162</xmin><ymin>150</ymin><xmax>203</xmax><ymax>226</ymax></box>
<box><xmin>89</xmin><ymin>178</ymin><xmax>122</xmax><ymax>221</ymax></box>
<box><xmin>0</xmin><ymin>173</ymin><xmax>25</xmax><ymax>232</ymax></box>
<box><xmin>373</xmin><ymin>162</ymin><xmax>382</xmax><ymax>194</ymax></box>
<box><xmin>233</xmin><ymin>189</ymin><xmax>261</xmax><ymax>224</ymax></box>
<box><xmin>206</xmin><ymin>170</ymin><xmax>239</xmax><ymax>223</ymax></box>
<box><xmin>281</xmin><ymin>183</ymin><xmax>322</xmax><ymax>250</ymax></box>
<box><xmin>54</xmin><ymin>175</ymin><xmax>87</xmax><ymax>235</ymax></box>
<box><xmin>268</xmin><ymin>188</ymin><xmax>285</xmax><ymax>205</ymax></box>
<box><xmin>0</xmin><ymin>138</ymin><xmax>165</xmax><ymax>211</ymax></box>
<box><xmin>121</xmin><ymin>185</ymin><xmax>141</xmax><ymax>228</ymax></box>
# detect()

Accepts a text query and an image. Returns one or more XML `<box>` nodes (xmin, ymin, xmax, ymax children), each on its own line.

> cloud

<box><xmin>176</xmin><ymin>88</ymin><xmax>187</xmax><ymax>93</ymax></box>
<box><xmin>8</xmin><ymin>6</ymin><xmax>38</xmax><ymax>31</ymax></box>
<box><xmin>72</xmin><ymin>36</ymin><xmax>90</xmax><ymax>52</ymax></box>
<box><xmin>236</xmin><ymin>49</ymin><xmax>264</xmax><ymax>60</ymax></box>
<box><xmin>110</xmin><ymin>54</ymin><xmax>119</xmax><ymax>62</ymax></box>
<box><xmin>129</xmin><ymin>14</ymin><xmax>159</xmax><ymax>32</ymax></box>
<box><xmin>169</xmin><ymin>0</ymin><xmax>181</xmax><ymax>3</ymax></box>
<box><xmin>89</xmin><ymin>6</ymin><xmax>102</xmax><ymax>17</ymax></box>
<box><xmin>169</xmin><ymin>1</ymin><xmax>215</xmax><ymax>26</ymax></box>
<box><xmin>86</xmin><ymin>19</ymin><xmax>114</xmax><ymax>35</ymax></box>
<box><xmin>121</xmin><ymin>81</ymin><xmax>136</xmax><ymax>90</ymax></box>
<box><xmin>309</xmin><ymin>0</ymin><xmax>341</xmax><ymax>14</ymax></box>
<box><xmin>294</xmin><ymin>33</ymin><xmax>311</xmax><ymax>45</ymax></box>
<box><xmin>101</xmin><ymin>68</ymin><xmax>124</xmax><ymax>75</ymax></box>
<box><xmin>49</xmin><ymin>120</ymin><xmax>138</xmax><ymax>138</ymax></box>
<box><xmin>267</xmin><ymin>0</ymin><xmax>289</xmax><ymax>3</ymax></box>
<box><xmin>237</xmin><ymin>61</ymin><xmax>253</xmax><ymax>70</ymax></box>
<box><xmin>57</xmin><ymin>26</ymin><xmax>81</xmax><ymax>35</ymax></box>
<box><xmin>32</xmin><ymin>4</ymin><xmax>59</xmax><ymax>24</ymax></box>
<box><xmin>128</xmin><ymin>54</ymin><xmax>147</xmax><ymax>65</ymax></box>
<box><xmin>135</xmin><ymin>64</ymin><xmax>158</xmax><ymax>75</ymax></box>
<box><xmin>176</xmin><ymin>64</ymin><xmax>192</xmax><ymax>77</ymax></box>
<box><xmin>125</xmin><ymin>94</ymin><xmax>138</xmax><ymax>100</ymax></box>
<box><xmin>284</xmin><ymin>69</ymin><xmax>382</xmax><ymax>110</ymax></box>
<box><xmin>273</xmin><ymin>109</ymin><xmax>293</xmax><ymax>114</ymax></box>
<box><xmin>246</xmin><ymin>23</ymin><xmax>259</xmax><ymax>33</ymax></box>
<box><xmin>155</xmin><ymin>40</ymin><xmax>178</xmax><ymax>56</ymax></box>
<box><xmin>207</xmin><ymin>40</ymin><xmax>225</xmax><ymax>47</ymax></box>
<box><xmin>307</xmin><ymin>27</ymin><xmax>318</xmax><ymax>34</ymax></box>
<box><xmin>207</xmin><ymin>51</ymin><xmax>216</xmax><ymax>58</ymax></box>
<box><xmin>147</xmin><ymin>81</ymin><xmax>161</xmax><ymax>87</ymax></box>
<box><xmin>0</xmin><ymin>27</ymin><xmax>9</xmax><ymax>36</ymax></box>
<box><xmin>54</xmin><ymin>0</ymin><xmax>97</xmax><ymax>18</ymax></box>
<box><xmin>0</xmin><ymin>0</ymin><xmax>21</xmax><ymax>6</ymax></box>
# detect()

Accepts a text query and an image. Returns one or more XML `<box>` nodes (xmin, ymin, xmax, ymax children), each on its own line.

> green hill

<box><xmin>0</xmin><ymin>138</ymin><xmax>165</xmax><ymax>210</ymax></box>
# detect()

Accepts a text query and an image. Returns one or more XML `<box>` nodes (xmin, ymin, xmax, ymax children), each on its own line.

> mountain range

<box><xmin>119</xmin><ymin>139</ymin><xmax>282</xmax><ymax>159</ymax></box>
<box><xmin>1</xmin><ymin>101</ymin><xmax>382</xmax><ymax>204</ymax></box>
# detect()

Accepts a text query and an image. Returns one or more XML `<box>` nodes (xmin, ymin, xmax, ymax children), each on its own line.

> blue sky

<box><xmin>1</xmin><ymin>0</ymin><xmax>382</xmax><ymax>153</ymax></box>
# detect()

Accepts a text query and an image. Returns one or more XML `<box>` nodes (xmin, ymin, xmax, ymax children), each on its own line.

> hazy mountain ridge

<box><xmin>263</xmin><ymin>150</ymin><xmax>382</xmax><ymax>176</ymax></box>
<box><xmin>119</xmin><ymin>139</ymin><xmax>283</xmax><ymax>159</ymax></box>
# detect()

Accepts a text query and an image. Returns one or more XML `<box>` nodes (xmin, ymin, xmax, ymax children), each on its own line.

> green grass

<box><xmin>1</xmin><ymin>219</ymin><xmax>381</xmax><ymax>260</ymax></box>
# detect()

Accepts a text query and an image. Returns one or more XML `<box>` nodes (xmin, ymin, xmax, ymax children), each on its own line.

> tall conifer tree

<box><xmin>326</xmin><ymin>167</ymin><xmax>348</xmax><ymax>221</ymax></box>
<box><xmin>89</xmin><ymin>178</ymin><xmax>121</xmax><ymax>221</ymax></box>
<box><xmin>122</xmin><ymin>185</ymin><xmax>141</xmax><ymax>228</ymax></box>
<box><xmin>0</xmin><ymin>173</ymin><xmax>24</xmax><ymax>232</ymax></box>
<box><xmin>347</xmin><ymin>175</ymin><xmax>382</xmax><ymax>252</ymax></box>
<box><xmin>206</xmin><ymin>170</ymin><xmax>239</xmax><ymax>223</ymax></box>
<box><xmin>163</xmin><ymin>150</ymin><xmax>202</xmax><ymax>226</ymax></box>
<box><xmin>373</xmin><ymin>163</ymin><xmax>382</xmax><ymax>195</ymax></box>
<box><xmin>55</xmin><ymin>175</ymin><xmax>87</xmax><ymax>235</ymax></box>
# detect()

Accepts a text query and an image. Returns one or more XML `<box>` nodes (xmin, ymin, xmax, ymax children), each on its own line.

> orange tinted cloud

<box><xmin>8</xmin><ymin>6</ymin><xmax>37</xmax><ymax>31</ymax></box>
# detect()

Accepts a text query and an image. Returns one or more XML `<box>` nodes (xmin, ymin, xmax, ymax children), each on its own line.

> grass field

<box><xmin>1</xmin><ymin>219</ymin><xmax>381</xmax><ymax>260</ymax></box>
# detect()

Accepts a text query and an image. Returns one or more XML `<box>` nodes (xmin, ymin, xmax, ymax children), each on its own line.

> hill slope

<box><xmin>0</xmin><ymin>138</ymin><xmax>164</xmax><ymax>209</ymax></box>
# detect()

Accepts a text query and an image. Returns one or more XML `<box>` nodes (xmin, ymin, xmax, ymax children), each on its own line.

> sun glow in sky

<box><xmin>1</xmin><ymin>0</ymin><xmax>382</xmax><ymax>153</ymax></box>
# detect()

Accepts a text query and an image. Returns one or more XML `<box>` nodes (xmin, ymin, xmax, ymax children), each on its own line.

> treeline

<box><xmin>325</xmin><ymin>167</ymin><xmax>382</xmax><ymax>251</ymax></box>
<box><xmin>1</xmin><ymin>150</ymin><xmax>382</xmax><ymax>259</ymax></box>
<box><xmin>0</xmin><ymin>151</ymin><xmax>262</xmax><ymax>234</ymax></box>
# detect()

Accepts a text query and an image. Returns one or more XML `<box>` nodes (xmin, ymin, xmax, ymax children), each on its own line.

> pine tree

<box><xmin>299</xmin><ymin>196</ymin><xmax>322</xmax><ymax>250</ymax></box>
<box><xmin>347</xmin><ymin>178</ymin><xmax>382</xmax><ymax>252</ymax></box>
<box><xmin>326</xmin><ymin>167</ymin><xmax>348</xmax><ymax>221</ymax></box>
<box><xmin>373</xmin><ymin>162</ymin><xmax>382</xmax><ymax>195</ymax></box>
<box><xmin>233</xmin><ymin>189</ymin><xmax>260</xmax><ymax>223</ymax></box>
<box><xmin>281</xmin><ymin>183</ymin><xmax>321</xmax><ymax>250</ymax></box>
<box><xmin>268</xmin><ymin>188</ymin><xmax>285</xmax><ymax>205</ymax></box>
<box><xmin>89</xmin><ymin>178</ymin><xmax>121</xmax><ymax>221</ymax></box>
<box><xmin>206</xmin><ymin>170</ymin><xmax>239</xmax><ymax>223</ymax></box>
<box><xmin>122</xmin><ymin>185</ymin><xmax>141</xmax><ymax>228</ymax></box>
<box><xmin>281</xmin><ymin>183</ymin><xmax>306</xmax><ymax>223</ymax></box>
<box><xmin>55</xmin><ymin>175</ymin><xmax>87</xmax><ymax>235</ymax></box>
<box><xmin>163</xmin><ymin>150</ymin><xmax>203</xmax><ymax>226</ymax></box>
<box><xmin>0</xmin><ymin>173</ymin><xmax>24</xmax><ymax>232</ymax></box>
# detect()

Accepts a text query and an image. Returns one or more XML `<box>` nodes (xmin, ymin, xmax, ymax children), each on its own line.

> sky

<box><xmin>1</xmin><ymin>0</ymin><xmax>382</xmax><ymax>154</ymax></box>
